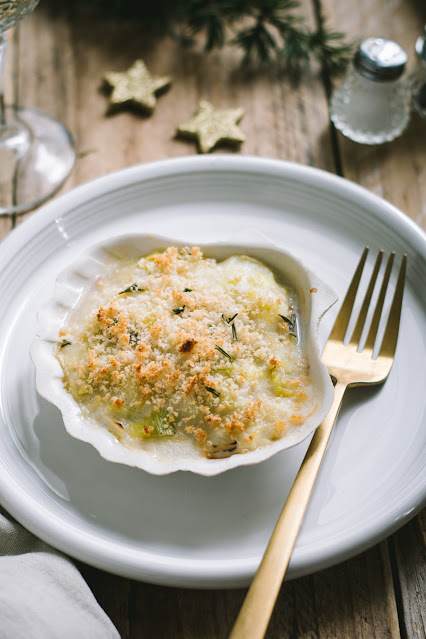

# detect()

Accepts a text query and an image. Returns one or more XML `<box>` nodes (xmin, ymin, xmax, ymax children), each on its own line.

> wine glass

<box><xmin>0</xmin><ymin>1</ymin><xmax>76</xmax><ymax>214</ymax></box>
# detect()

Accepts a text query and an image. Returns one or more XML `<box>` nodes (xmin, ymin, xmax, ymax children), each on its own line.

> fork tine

<box><xmin>350</xmin><ymin>250</ymin><xmax>383</xmax><ymax>346</ymax></box>
<box><xmin>378</xmin><ymin>255</ymin><xmax>407</xmax><ymax>358</ymax></box>
<box><xmin>329</xmin><ymin>247</ymin><xmax>369</xmax><ymax>341</ymax></box>
<box><xmin>364</xmin><ymin>252</ymin><xmax>395</xmax><ymax>351</ymax></box>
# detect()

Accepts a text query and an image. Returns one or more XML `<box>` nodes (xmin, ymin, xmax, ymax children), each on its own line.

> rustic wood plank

<box><xmin>0</xmin><ymin>25</ymin><xmax>16</xmax><ymax>238</ymax></box>
<box><xmin>271</xmin><ymin>544</ymin><xmax>399</xmax><ymax>639</ymax></box>
<box><xmin>333</xmin><ymin>116</ymin><xmax>426</xmax><ymax>230</ymax></box>
<box><xmin>390</xmin><ymin>513</ymin><xmax>426</xmax><ymax>639</ymax></box>
<box><xmin>298</xmin><ymin>546</ymin><xmax>398</xmax><ymax>639</ymax></box>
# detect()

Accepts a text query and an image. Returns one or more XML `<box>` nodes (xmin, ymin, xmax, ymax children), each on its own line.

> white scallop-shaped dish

<box><xmin>31</xmin><ymin>231</ymin><xmax>336</xmax><ymax>476</ymax></box>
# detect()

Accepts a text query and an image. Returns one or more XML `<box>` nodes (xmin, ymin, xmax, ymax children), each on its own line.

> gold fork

<box><xmin>229</xmin><ymin>247</ymin><xmax>406</xmax><ymax>639</ymax></box>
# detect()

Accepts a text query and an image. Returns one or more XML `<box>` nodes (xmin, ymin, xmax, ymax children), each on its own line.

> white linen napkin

<box><xmin>0</xmin><ymin>506</ymin><xmax>120</xmax><ymax>639</ymax></box>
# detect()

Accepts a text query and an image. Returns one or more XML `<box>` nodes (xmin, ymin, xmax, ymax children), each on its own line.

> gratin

<box><xmin>57</xmin><ymin>247</ymin><xmax>317</xmax><ymax>459</ymax></box>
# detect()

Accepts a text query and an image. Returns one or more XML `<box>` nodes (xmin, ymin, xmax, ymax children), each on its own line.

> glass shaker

<box><xmin>411</xmin><ymin>26</ymin><xmax>426</xmax><ymax>118</ymax></box>
<box><xmin>330</xmin><ymin>37</ymin><xmax>411</xmax><ymax>144</ymax></box>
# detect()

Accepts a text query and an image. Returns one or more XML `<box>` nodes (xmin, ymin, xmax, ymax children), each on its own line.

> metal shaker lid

<box><xmin>354</xmin><ymin>37</ymin><xmax>407</xmax><ymax>81</ymax></box>
<box><xmin>415</xmin><ymin>26</ymin><xmax>426</xmax><ymax>62</ymax></box>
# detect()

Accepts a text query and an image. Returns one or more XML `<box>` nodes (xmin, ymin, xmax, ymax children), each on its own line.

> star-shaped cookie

<box><xmin>103</xmin><ymin>60</ymin><xmax>171</xmax><ymax>114</ymax></box>
<box><xmin>177</xmin><ymin>101</ymin><xmax>245</xmax><ymax>153</ymax></box>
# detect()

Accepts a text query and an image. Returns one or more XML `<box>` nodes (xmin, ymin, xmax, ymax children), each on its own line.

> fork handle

<box><xmin>229</xmin><ymin>381</ymin><xmax>347</xmax><ymax>639</ymax></box>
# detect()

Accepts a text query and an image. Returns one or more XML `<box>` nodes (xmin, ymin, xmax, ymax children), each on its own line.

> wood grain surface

<box><xmin>0</xmin><ymin>1</ymin><xmax>425</xmax><ymax>637</ymax></box>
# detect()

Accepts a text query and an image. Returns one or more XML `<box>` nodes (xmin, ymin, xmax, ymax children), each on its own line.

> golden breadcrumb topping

<box><xmin>58</xmin><ymin>247</ymin><xmax>316</xmax><ymax>458</ymax></box>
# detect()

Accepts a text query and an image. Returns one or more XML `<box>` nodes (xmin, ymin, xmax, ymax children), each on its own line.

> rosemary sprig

<box><xmin>172</xmin><ymin>305</ymin><xmax>186</xmax><ymax>314</ymax></box>
<box><xmin>205</xmin><ymin>386</ymin><xmax>220</xmax><ymax>397</ymax></box>
<box><xmin>232</xmin><ymin>322</ymin><xmax>238</xmax><ymax>341</ymax></box>
<box><xmin>222</xmin><ymin>312</ymin><xmax>238</xmax><ymax>324</ymax></box>
<box><xmin>221</xmin><ymin>311</ymin><xmax>238</xmax><ymax>340</ymax></box>
<box><xmin>278</xmin><ymin>312</ymin><xmax>297</xmax><ymax>338</ymax></box>
<box><xmin>278</xmin><ymin>313</ymin><xmax>291</xmax><ymax>325</ymax></box>
<box><xmin>215</xmin><ymin>345</ymin><xmax>233</xmax><ymax>360</ymax></box>
<box><xmin>119</xmin><ymin>283</ymin><xmax>144</xmax><ymax>294</ymax></box>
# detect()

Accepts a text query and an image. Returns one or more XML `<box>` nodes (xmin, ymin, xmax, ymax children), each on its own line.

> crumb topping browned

<box><xmin>58</xmin><ymin>247</ymin><xmax>316</xmax><ymax>457</ymax></box>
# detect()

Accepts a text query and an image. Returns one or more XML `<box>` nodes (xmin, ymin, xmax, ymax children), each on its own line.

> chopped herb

<box><xmin>172</xmin><ymin>305</ymin><xmax>186</xmax><ymax>315</ymax></box>
<box><xmin>129</xmin><ymin>330</ymin><xmax>139</xmax><ymax>344</ymax></box>
<box><xmin>278</xmin><ymin>314</ymin><xmax>292</xmax><ymax>325</ymax></box>
<box><xmin>60</xmin><ymin>339</ymin><xmax>71</xmax><ymax>348</ymax></box>
<box><xmin>205</xmin><ymin>386</ymin><xmax>220</xmax><ymax>397</ymax></box>
<box><xmin>278</xmin><ymin>313</ymin><xmax>297</xmax><ymax>340</ymax></box>
<box><xmin>215</xmin><ymin>345</ymin><xmax>233</xmax><ymax>360</ymax></box>
<box><xmin>110</xmin><ymin>317</ymin><xmax>119</xmax><ymax>327</ymax></box>
<box><xmin>222</xmin><ymin>312</ymin><xmax>238</xmax><ymax>324</ymax></box>
<box><xmin>232</xmin><ymin>323</ymin><xmax>238</xmax><ymax>341</ymax></box>
<box><xmin>183</xmin><ymin>288</ymin><xmax>192</xmax><ymax>292</ymax></box>
<box><xmin>119</xmin><ymin>283</ymin><xmax>144</xmax><ymax>294</ymax></box>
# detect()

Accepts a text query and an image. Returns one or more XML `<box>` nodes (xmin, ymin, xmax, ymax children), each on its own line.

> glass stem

<box><xmin>0</xmin><ymin>33</ymin><xmax>8</xmax><ymax>127</ymax></box>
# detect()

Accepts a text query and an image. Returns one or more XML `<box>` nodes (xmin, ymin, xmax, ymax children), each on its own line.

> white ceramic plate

<box><xmin>0</xmin><ymin>156</ymin><xmax>425</xmax><ymax>588</ymax></box>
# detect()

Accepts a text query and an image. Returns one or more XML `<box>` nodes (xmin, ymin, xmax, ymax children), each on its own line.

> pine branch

<box><xmin>309</xmin><ymin>7</ymin><xmax>353</xmax><ymax>75</ymax></box>
<box><xmin>179</xmin><ymin>0</ymin><xmax>352</xmax><ymax>74</ymax></box>
<box><xmin>84</xmin><ymin>0</ymin><xmax>352</xmax><ymax>75</ymax></box>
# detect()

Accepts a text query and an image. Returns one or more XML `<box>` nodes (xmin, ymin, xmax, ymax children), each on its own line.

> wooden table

<box><xmin>1</xmin><ymin>1</ymin><xmax>425</xmax><ymax>637</ymax></box>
